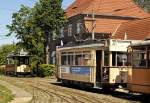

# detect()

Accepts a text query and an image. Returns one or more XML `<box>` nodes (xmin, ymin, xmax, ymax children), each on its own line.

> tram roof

<box><xmin>57</xmin><ymin>43</ymin><xmax>105</xmax><ymax>51</ymax></box>
<box><xmin>7</xmin><ymin>54</ymin><xmax>31</xmax><ymax>58</ymax></box>
<box><xmin>7</xmin><ymin>49</ymin><xmax>31</xmax><ymax>58</ymax></box>
<box><xmin>130</xmin><ymin>40</ymin><xmax>150</xmax><ymax>47</ymax></box>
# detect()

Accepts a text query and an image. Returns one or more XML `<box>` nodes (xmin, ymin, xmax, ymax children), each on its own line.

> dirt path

<box><xmin>0</xmin><ymin>79</ymin><xmax>32</xmax><ymax>103</ymax></box>
<box><xmin>1</xmin><ymin>76</ymin><xmax>143</xmax><ymax>103</ymax></box>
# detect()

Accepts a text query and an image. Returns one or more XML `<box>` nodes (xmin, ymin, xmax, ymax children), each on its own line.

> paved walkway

<box><xmin>0</xmin><ymin>80</ymin><xmax>32</xmax><ymax>103</ymax></box>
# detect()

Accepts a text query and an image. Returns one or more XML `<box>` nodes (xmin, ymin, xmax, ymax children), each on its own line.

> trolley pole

<box><xmin>92</xmin><ymin>10</ymin><xmax>95</xmax><ymax>40</ymax></box>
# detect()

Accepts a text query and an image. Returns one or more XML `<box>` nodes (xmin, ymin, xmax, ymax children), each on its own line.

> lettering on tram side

<box><xmin>61</xmin><ymin>67</ymin><xmax>70</xmax><ymax>73</ymax></box>
<box><xmin>70</xmin><ymin>67</ymin><xmax>90</xmax><ymax>75</ymax></box>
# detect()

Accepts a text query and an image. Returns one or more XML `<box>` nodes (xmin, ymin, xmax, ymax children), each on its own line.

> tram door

<box><xmin>96</xmin><ymin>50</ymin><xmax>102</xmax><ymax>82</ymax></box>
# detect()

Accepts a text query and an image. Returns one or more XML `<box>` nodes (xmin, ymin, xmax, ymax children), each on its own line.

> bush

<box><xmin>31</xmin><ymin>60</ymin><xmax>38</xmax><ymax>75</ymax></box>
<box><xmin>39</xmin><ymin>64</ymin><xmax>55</xmax><ymax>77</ymax></box>
<box><xmin>31</xmin><ymin>60</ymin><xmax>39</xmax><ymax>70</ymax></box>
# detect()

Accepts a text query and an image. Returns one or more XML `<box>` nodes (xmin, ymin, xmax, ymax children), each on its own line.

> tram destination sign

<box><xmin>109</xmin><ymin>40</ymin><xmax>131</xmax><ymax>51</ymax></box>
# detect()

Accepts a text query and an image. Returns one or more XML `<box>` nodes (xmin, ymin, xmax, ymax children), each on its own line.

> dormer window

<box><xmin>68</xmin><ymin>24</ymin><xmax>72</xmax><ymax>36</ymax></box>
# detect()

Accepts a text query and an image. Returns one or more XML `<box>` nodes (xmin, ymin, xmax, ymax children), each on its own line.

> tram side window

<box><xmin>132</xmin><ymin>51</ymin><xmax>146</xmax><ymax>67</ymax></box>
<box><xmin>104</xmin><ymin>52</ymin><xmax>109</xmax><ymax>66</ymax></box>
<box><xmin>83</xmin><ymin>52</ymin><xmax>91</xmax><ymax>66</ymax></box>
<box><xmin>127</xmin><ymin>53</ymin><xmax>132</xmax><ymax>66</ymax></box>
<box><xmin>61</xmin><ymin>55</ymin><xmax>67</xmax><ymax>65</ymax></box>
<box><xmin>68</xmin><ymin>52</ymin><xmax>74</xmax><ymax>65</ymax></box>
<box><xmin>112</xmin><ymin>52</ymin><xmax>116</xmax><ymax>66</ymax></box>
<box><xmin>60</xmin><ymin>51</ymin><xmax>92</xmax><ymax>66</ymax></box>
<box><xmin>75</xmin><ymin>54</ymin><xmax>82</xmax><ymax>65</ymax></box>
<box><xmin>7</xmin><ymin>58</ymin><xmax>14</xmax><ymax>64</ymax></box>
<box><xmin>148</xmin><ymin>50</ymin><xmax>150</xmax><ymax>67</ymax></box>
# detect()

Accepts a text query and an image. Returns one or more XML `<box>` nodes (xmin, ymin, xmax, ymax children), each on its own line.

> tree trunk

<box><xmin>43</xmin><ymin>42</ymin><xmax>47</xmax><ymax>64</ymax></box>
<box><xmin>44</xmin><ymin>31</ymin><xmax>50</xmax><ymax>64</ymax></box>
<box><xmin>46</xmin><ymin>42</ymin><xmax>50</xmax><ymax>64</ymax></box>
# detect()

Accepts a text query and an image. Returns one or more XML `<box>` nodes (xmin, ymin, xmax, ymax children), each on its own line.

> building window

<box><xmin>51</xmin><ymin>51</ymin><xmax>56</xmax><ymax>64</ymax></box>
<box><xmin>77</xmin><ymin>23</ymin><xmax>81</xmax><ymax>34</ymax></box>
<box><xmin>60</xmin><ymin>27</ymin><xmax>64</xmax><ymax>38</ymax></box>
<box><xmin>68</xmin><ymin>24</ymin><xmax>72</xmax><ymax>36</ymax></box>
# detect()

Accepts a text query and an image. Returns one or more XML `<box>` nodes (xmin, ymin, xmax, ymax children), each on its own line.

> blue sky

<box><xmin>0</xmin><ymin>0</ymin><xmax>74</xmax><ymax>46</ymax></box>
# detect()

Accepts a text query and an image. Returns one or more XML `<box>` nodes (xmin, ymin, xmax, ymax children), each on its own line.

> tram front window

<box><xmin>117</xmin><ymin>53</ymin><xmax>127</xmax><ymax>66</ymax></box>
<box><xmin>112</xmin><ymin>52</ymin><xmax>127</xmax><ymax>66</ymax></box>
<box><xmin>132</xmin><ymin>50</ymin><xmax>146</xmax><ymax>67</ymax></box>
<box><xmin>20</xmin><ymin>58</ymin><xmax>29</xmax><ymax>65</ymax></box>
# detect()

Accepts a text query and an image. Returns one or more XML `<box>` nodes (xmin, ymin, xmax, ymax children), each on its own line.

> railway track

<box><xmin>18</xmin><ymin>78</ymin><xmax>124</xmax><ymax>103</ymax></box>
<box><xmin>1</xmin><ymin>77</ymin><xmax>138</xmax><ymax>103</ymax></box>
<box><xmin>25</xmin><ymin>79</ymin><xmax>105</xmax><ymax>103</ymax></box>
<box><xmin>31</xmin><ymin>85</ymin><xmax>73</xmax><ymax>103</ymax></box>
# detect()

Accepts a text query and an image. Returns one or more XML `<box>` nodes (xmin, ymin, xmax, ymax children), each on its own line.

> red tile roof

<box><xmin>85</xmin><ymin>18</ymin><xmax>129</xmax><ymax>34</ymax></box>
<box><xmin>146</xmin><ymin>32</ymin><xmax>150</xmax><ymax>39</ymax></box>
<box><xmin>113</xmin><ymin>17</ymin><xmax>150</xmax><ymax>40</ymax></box>
<box><xmin>66</xmin><ymin>0</ymin><xmax>150</xmax><ymax>18</ymax></box>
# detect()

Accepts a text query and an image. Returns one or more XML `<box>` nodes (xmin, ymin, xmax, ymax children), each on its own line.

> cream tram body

<box><xmin>56</xmin><ymin>39</ymin><xmax>133</xmax><ymax>88</ymax></box>
<box><xmin>5</xmin><ymin>50</ymin><xmax>31</xmax><ymax>76</ymax></box>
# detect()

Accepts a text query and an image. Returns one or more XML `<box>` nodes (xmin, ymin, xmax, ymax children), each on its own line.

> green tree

<box><xmin>7</xmin><ymin>0</ymin><xmax>66</xmax><ymax>64</ymax></box>
<box><xmin>0</xmin><ymin>44</ymin><xmax>16</xmax><ymax>65</ymax></box>
<box><xmin>134</xmin><ymin>0</ymin><xmax>150</xmax><ymax>12</ymax></box>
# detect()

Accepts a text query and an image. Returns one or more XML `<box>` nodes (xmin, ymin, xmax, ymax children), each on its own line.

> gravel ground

<box><xmin>0</xmin><ymin>76</ymin><xmax>147</xmax><ymax>103</ymax></box>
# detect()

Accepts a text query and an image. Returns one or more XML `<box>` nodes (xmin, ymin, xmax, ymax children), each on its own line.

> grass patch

<box><xmin>0</xmin><ymin>85</ymin><xmax>14</xmax><ymax>103</ymax></box>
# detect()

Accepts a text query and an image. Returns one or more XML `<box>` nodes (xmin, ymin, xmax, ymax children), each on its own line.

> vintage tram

<box><xmin>5</xmin><ymin>49</ymin><xmax>31</xmax><ymax>76</ymax></box>
<box><xmin>127</xmin><ymin>40</ymin><xmax>150</xmax><ymax>94</ymax></box>
<box><xmin>56</xmin><ymin>39</ymin><xmax>134</xmax><ymax>89</ymax></box>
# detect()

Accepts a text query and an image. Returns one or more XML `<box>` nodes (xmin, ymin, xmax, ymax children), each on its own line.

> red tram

<box><xmin>127</xmin><ymin>40</ymin><xmax>150</xmax><ymax>94</ymax></box>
